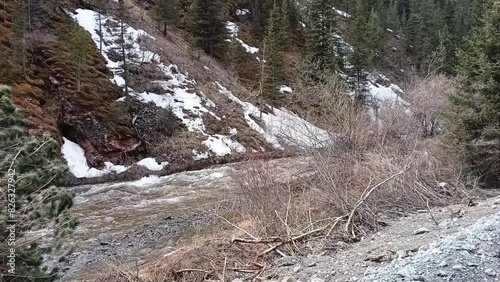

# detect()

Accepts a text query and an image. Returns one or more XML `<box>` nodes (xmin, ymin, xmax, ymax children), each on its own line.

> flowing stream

<box><xmin>62</xmin><ymin>157</ymin><xmax>310</xmax><ymax>280</ymax></box>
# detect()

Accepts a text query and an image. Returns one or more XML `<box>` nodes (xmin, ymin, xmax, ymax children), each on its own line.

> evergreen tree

<box><xmin>448</xmin><ymin>0</ymin><xmax>500</xmax><ymax>183</ymax></box>
<box><xmin>366</xmin><ymin>9</ymin><xmax>385</xmax><ymax>64</ymax></box>
<box><xmin>68</xmin><ymin>20</ymin><xmax>89</xmax><ymax>92</ymax></box>
<box><xmin>189</xmin><ymin>0</ymin><xmax>228</xmax><ymax>58</ymax></box>
<box><xmin>0</xmin><ymin>86</ymin><xmax>75</xmax><ymax>281</ymax></box>
<box><xmin>306</xmin><ymin>0</ymin><xmax>337</xmax><ymax>73</ymax></box>
<box><xmin>154</xmin><ymin>0</ymin><xmax>179</xmax><ymax>36</ymax></box>
<box><xmin>117</xmin><ymin>0</ymin><xmax>132</xmax><ymax>104</ymax></box>
<box><xmin>11</xmin><ymin>0</ymin><xmax>28</xmax><ymax>78</ymax></box>
<box><xmin>281</xmin><ymin>0</ymin><xmax>299</xmax><ymax>45</ymax></box>
<box><xmin>262</xmin><ymin>4</ymin><xmax>286</xmax><ymax>105</ymax></box>
<box><xmin>348</xmin><ymin>0</ymin><xmax>371</xmax><ymax>99</ymax></box>
<box><xmin>437</xmin><ymin>24</ymin><xmax>457</xmax><ymax>75</ymax></box>
<box><xmin>387</xmin><ymin>0</ymin><xmax>402</xmax><ymax>32</ymax></box>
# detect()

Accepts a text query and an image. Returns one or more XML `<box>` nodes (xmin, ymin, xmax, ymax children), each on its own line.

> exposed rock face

<box><xmin>59</xmin><ymin>98</ymin><xmax>141</xmax><ymax>167</ymax></box>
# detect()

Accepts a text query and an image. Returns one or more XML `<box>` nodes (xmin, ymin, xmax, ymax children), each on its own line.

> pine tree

<box><xmin>189</xmin><ymin>0</ymin><xmax>228</xmax><ymax>58</ymax></box>
<box><xmin>306</xmin><ymin>0</ymin><xmax>337</xmax><ymax>73</ymax></box>
<box><xmin>281</xmin><ymin>0</ymin><xmax>299</xmax><ymax>45</ymax></box>
<box><xmin>11</xmin><ymin>0</ymin><xmax>28</xmax><ymax>78</ymax></box>
<box><xmin>348</xmin><ymin>0</ymin><xmax>371</xmax><ymax>99</ymax></box>
<box><xmin>387</xmin><ymin>0</ymin><xmax>402</xmax><ymax>32</ymax></box>
<box><xmin>448</xmin><ymin>0</ymin><xmax>500</xmax><ymax>183</ymax></box>
<box><xmin>366</xmin><ymin>9</ymin><xmax>385</xmax><ymax>64</ymax></box>
<box><xmin>437</xmin><ymin>25</ymin><xmax>457</xmax><ymax>75</ymax></box>
<box><xmin>262</xmin><ymin>4</ymin><xmax>286</xmax><ymax>105</ymax></box>
<box><xmin>117</xmin><ymin>0</ymin><xmax>132</xmax><ymax>104</ymax></box>
<box><xmin>0</xmin><ymin>85</ymin><xmax>75</xmax><ymax>281</ymax></box>
<box><xmin>68</xmin><ymin>20</ymin><xmax>88</xmax><ymax>92</ymax></box>
<box><xmin>154</xmin><ymin>0</ymin><xmax>179</xmax><ymax>36</ymax></box>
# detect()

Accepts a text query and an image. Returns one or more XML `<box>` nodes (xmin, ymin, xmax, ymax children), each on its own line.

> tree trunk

<box><xmin>98</xmin><ymin>13</ymin><xmax>103</xmax><ymax>54</ymax></box>
<box><xmin>120</xmin><ymin>19</ymin><xmax>130</xmax><ymax>106</ymax></box>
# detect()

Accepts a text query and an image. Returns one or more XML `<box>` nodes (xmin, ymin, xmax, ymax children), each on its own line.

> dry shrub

<box><xmin>96</xmin><ymin>224</ymin><xmax>268</xmax><ymax>282</ymax></box>
<box><xmin>377</xmin><ymin>74</ymin><xmax>459</xmax><ymax>140</ymax></box>
<box><xmin>234</xmin><ymin>73</ymin><xmax>474</xmax><ymax>240</ymax></box>
<box><xmin>233</xmin><ymin>160</ymin><xmax>323</xmax><ymax>238</ymax></box>
<box><xmin>287</xmin><ymin>74</ymin><xmax>371</xmax><ymax>151</ymax></box>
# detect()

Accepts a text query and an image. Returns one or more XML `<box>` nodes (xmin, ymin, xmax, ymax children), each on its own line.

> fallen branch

<box><xmin>259</xmin><ymin>225</ymin><xmax>328</xmax><ymax>257</ymax></box>
<box><xmin>426</xmin><ymin>199</ymin><xmax>439</xmax><ymax>226</ymax></box>
<box><xmin>231</xmin><ymin>237</ymin><xmax>284</xmax><ymax>244</ymax></box>
<box><xmin>345</xmin><ymin>169</ymin><xmax>408</xmax><ymax>236</ymax></box>
<box><xmin>174</xmin><ymin>268</ymin><xmax>212</xmax><ymax>274</ymax></box>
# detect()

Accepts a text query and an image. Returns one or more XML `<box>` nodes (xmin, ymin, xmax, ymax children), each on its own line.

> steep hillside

<box><xmin>1</xmin><ymin>0</ymin><xmax>414</xmax><ymax>184</ymax></box>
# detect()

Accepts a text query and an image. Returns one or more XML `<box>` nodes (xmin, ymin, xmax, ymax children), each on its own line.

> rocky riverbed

<box><xmin>57</xmin><ymin>157</ymin><xmax>311</xmax><ymax>281</ymax></box>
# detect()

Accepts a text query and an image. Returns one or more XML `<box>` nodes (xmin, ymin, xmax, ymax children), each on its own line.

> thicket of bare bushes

<box><xmin>96</xmin><ymin>74</ymin><xmax>480</xmax><ymax>281</ymax></box>
<box><xmin>233</xmin><ymin>73</ymin><xmax>476</xmax><ymax>244</ymax></box>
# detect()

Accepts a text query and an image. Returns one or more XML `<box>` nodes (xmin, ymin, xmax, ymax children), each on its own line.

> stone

<box><xmin>484</xmin><ymin>268</ymin><xmax>496</xmax><ymax>277</ymax></box>
<box><xmin>309</xmin><ymin>276</ymin><xmax>325</xmax><ymax>282</ymax></box>
<box><xmin>410</xmin><ymin>275</ymin><xmax>426</xmax><ymax>281</ymax></box>
<box><xmin>439</xmin><ymin>218</ymin><xmax>459</xmax><ymax>230</ymax></box>
<box><xmin>452</xmin><ymin>264</ymin><xmax>462</xmax><ymax>270</ymax></box>
<box><xmin>396</xmin><ymin>250</ymin><xmax>408</xmax><ymax>259</ymax></box>
<box><xmin>274</xmin><ymin>256</ymin><xmax>303</xmax><ymax>267</ymax></box>
<box><xmin>414</xmin><ymin>227</ymin><xmax>431</xmax><ymax>235</ymax></box>
<box><xmin>437</xmin><ymin>270</ymin><xmax>448</xmax><ymax>277</ymax></box>
<box><xmin>281</xmin><ymin>277</ymin><xmax>296</xmax><ymax>282</ymax></box>
<box><xmin>231</xmin><ymin>279</ymin><xmax>244</xmax><ymax>282</ymax></box>
<box><xmin>493</xmin><ymin>199</ymin><xmax>500</xmax><ymax>206</ymax></box>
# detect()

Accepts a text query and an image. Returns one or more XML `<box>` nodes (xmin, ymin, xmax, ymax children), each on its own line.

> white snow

<box><xmin>72</xmin><ymin>9</ymin><xmax>247</xmax><ymax>162</ymax></box>
<box><xmin>279</xmin><ymin>85</ymin><xmax>293</xmax><ymax>94</ymax></box>
<box><xmin>192</xmin><ymin>149</ymin><xmax>209</xmax><ymax>160</ymax></box>
<box><xmin>72</xmin><ymin>9</ymin><xmax>157</xmax><ymax>87</ymax></box>
<box><xmin>226</xmin><ymin>21</ymin><xmax>259</xmax><ymax>54</ymax></box>
<box><xmin>62</xmin><ymin>138</ymin><xmax>128</xmax><ymax>178</ymax></box>
<box><xmin>137</xmin><ymin>157</ymin><xmax>169</xmax><ymax>171</ymax></box>
<box><xmin>216</xmin><ymin>82</ymin><xmax>334</xmax><ymax>149</ymax></box>
<box><xmin>236</xmin><ymin>9</ymin><xmax>250</xmax><ymax>16</ymax></box>
<box><xmin>333</xmin><ymin>7</ymin><xmax>352</xmax><ymax>18</ymax></box>
<box><xmin>202</xmin><ymin>135</ymin><xmax>246</xmax><ymax>156</ymax></box>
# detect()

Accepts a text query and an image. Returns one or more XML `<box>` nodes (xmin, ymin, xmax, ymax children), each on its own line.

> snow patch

<box><xmin>236</xmin><ymin>9</ymin><xmax>250</xmax><ymax>16</ymax></box>
<box><xmin>202</xmin><ymin>135</ymin><xmax>246</xmax><ymax>156</ymax></box>
<box><xmin>226</xmin><ymin>21</ymin><xmax>259</xmax><ymax>54</ymax></box>
<box><xmin>216</xmin><ymin>82</ymin><xmax>334</xmax><ymax>149</ymax></box>
<box><xmin>333</xmin><ymin>7</ymin><xmax>352</xmax><ymax>18</ymax></box>
<box><xmin>62</xmin><ymin>138</ymin><xmax>128</xmax><ymax>178</ymax></box>
<box><xmin>137</xmin><ymin>157</ymin><xmax>169</xmax><ymax>171</ymax></box>
<box><xmin>279</xmin><ymin>85</ymin><xmax>293</xmax><ymax>94</ymax></box>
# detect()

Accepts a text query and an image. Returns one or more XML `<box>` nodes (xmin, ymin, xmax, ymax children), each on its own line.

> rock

<box><xmin>275</xmin><ymin>256</ymin><xmax>303</xmax><ymax>267</ymax></box>
<box><xmin>309</xmin><ymin>276</ymin><xmax>324</xmax><ymax>282</ymax></box>
<box><xmin>493</xmin><ymin>199</ymin><xmax>500</xmax><ymax>206</ymax></box>
<box><xmin>231</xmin><ymin>279</ymin><xmax>244</xmax><ymax>282</ymax></box>
<box><xmin>281</xmin><ymin>277</ymin><xmax>296</xmax><ymax>282</ymax></box>
<box><xmin>437</xmin><ymin>270</ymin><xmax>448</xmax><ymax>277</ymax></box>
<box><xmin>397</xmin><ymin>266</ymin><xmax>416</xmax><ymax>278</ymax></box>
<box><xmin>467</xmin><ymin>262</ymin><xmax>479</xmax><ymax>267</ymax></box>
<box><xmin>396</xmin><ymin>250</ymin><xmax>408</xmax><ymax>259</ymax></box>
<box><xmin>414</xmin><ymin>227</ymin><xmax>431</xmax><ymax>235</ymax></box>
<box><xmin>439</xmin><ymin>218</ymin><xmax>459</xmax><ymax>230</ymax></box>
<box><xmin>99</xmin><ymin>241</ymin><xmax>110</xmax><ymax>246</ymax></box>
<box><xmin>410</xmin><ymin>275</ymin><xmax>426</xmax><ymax>281</ymax></box>
<box><xmin>484</xmin><ymin>268</ymin><xmax>496</xmax><ymax>277</ymax></box>
<box><xmin>452</xmin><ymin>264</ymin><xmax>462</xmax><ymax>270</ymax></box>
